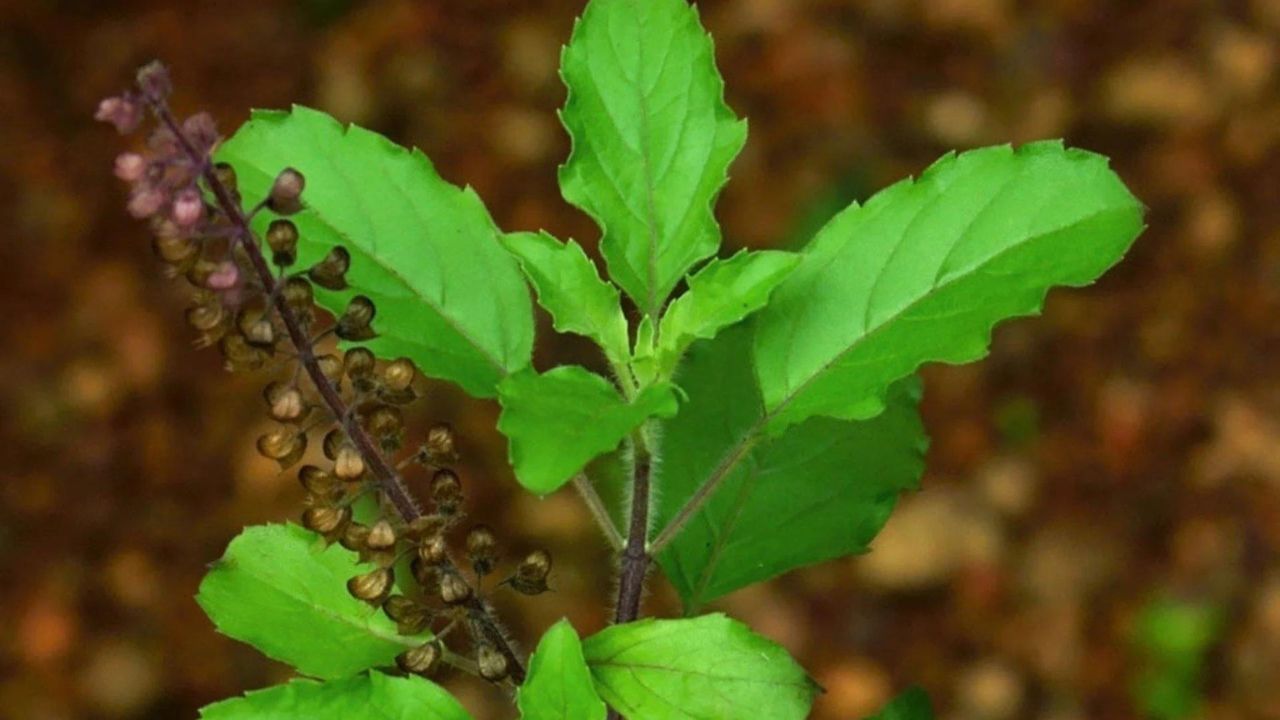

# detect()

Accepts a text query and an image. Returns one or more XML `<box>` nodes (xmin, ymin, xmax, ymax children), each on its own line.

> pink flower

<box><xmin>126</xmin><ymin>186</ymin><xmax>166</xmax><ymax>219</ymax></box>
<box><xmin>113</xmin><ymin>152</ymin><xmax>147</xmax><ymax>183</ymax></box>
<box><xmin>206</xmin><ymin>260</ymin><xmax>241</xmax><ymax>290</ymax></box>
<box><xmin>172</xmin><ymin>188</ymin><xmax>205</xmax><ymax>227</ymax></box>
<box><xmin>95</xmin><ymin>96</ymin><xmax>142</xmax><ymax>134</ymax></box>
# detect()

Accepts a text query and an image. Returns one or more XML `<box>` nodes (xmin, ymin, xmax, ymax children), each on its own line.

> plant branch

<box><xmin>572</xmin><ymin>473</ymin><xmax>625</xmax><ymax>550</ymax></box>
<box><xmin>613</xmin><ymin>441</ymin><xmax>651</xmax><ymax>625</ymax></box>
<box><xmin>144</xmin><ymin>95</ymin><xmax>526</xmax><ymax>684</ymax></box>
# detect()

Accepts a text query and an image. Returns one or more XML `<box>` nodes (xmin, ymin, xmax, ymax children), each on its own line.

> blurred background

<box><xmin>3</xmin><ymin>0</ymin><xmax>1280</xmax><ymax>718</ymax></box>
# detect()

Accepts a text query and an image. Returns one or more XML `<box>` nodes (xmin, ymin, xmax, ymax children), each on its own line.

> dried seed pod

<box><xmin>466</xmin><ymin>525</ymin><xmax>498</xmax><ymax>577</ymax></box>
<box><xmin>282</xmin><ymin>277</ymin><xmax>314</xmax><ymax>311</ymax></box>
<box><xmin>315</xmin><ymin>353</ymin><xmax>344</xmax><ymax>383</ymax></box>
<box><xmin>396</xmin><ymin>641</ymin><xmax>441</xmax><ymax>676</ymax></box>
<box><xmin>298</xmin><ymin>465</ymin><xmax>335</xmax><ymax>494</ymax></box>
<box><xmin>185</xmin><ymin>301</ymin><xmax>225</xmax><ymax>333</ymax></box>
<box><xmin>404</xmin><ymin>515</ymin><xmax>447</xmax><ymax>541</ymax></box>
<box><xmin>366</xmin><ymin>519</ymin><xmax>397</xmax><ymax>551</ymax></box>
<box><xmin>344</xmin><ymin>347</ymin><xmax>376</xmax><ymax>380</ymax></box>
<box><xmin>153</xmin><ymin>234</ymin><xmax>198</xmax><ymax>266</ymax></box>
<box><xmin>266</xmin><ymin>219</ymin><xmax>298</xmax><ymax>267</ymax></box>
<box><xmin>347</xmin><ymin>567</ymin><xmax>394</xmax><ymax>605</ymax></box>
<box><xmin>334</xmin><ymin>446</ymin><xmax>365</xmax><ymax>481</ymax></box>
<box><xmin>302</xmin><ymin>506</ymin><xmax>350</xmax><ymax>537</ymax></box>
<box><xmin>439</xmin><ymin>571</ymin><xmax>471</xmax><ymax>605</ymax></box>
<box><xmin>477</xmin><ymin>645</ymin><xmax>509</xmax><ymax>682</ymax></box>
<box><xmin>418</xmin><ymin>535</ymin><xmax>448</xmax><ymax>566</ymax></box>
<box><xmin>308</xmin><ymin>246</ymin><xmax>350</xmax><ymax>290</ymax></box>
<box><xmin>424</xmin><ymin>424</ymin><xmax>458</xmax><ymax>465</ymax></box>
<box><xmin>238</xmin><ymin>308</ymin><xmax>276</xmax><ymax>348</ymax></box>
<box><xmin>383</xmin><ymin>596</ymin><xmax>432</xmax><ymax>636</ymax></box>
<box><xmin>322</xmin><ymin>429</ymin><xmax>345</xmax><ymax>461</ymax></box>
<box><xmin>339</xmin><ymin>522</ymin><xmax>370</xmax><ymax>552</ymax></box>
<box><xmin>410</xmin><ymin>556</ymin><xmax>439</xmax><ymax>590</ymax></box>
<box><xmin>256</xmin><ymin>428</ymin><xmax>306</xmax><ymax>468</ymax></box>
<box><xmin>382</xmin><ymin>358</ymin><xmax>415</xmax><ymax>393</ymax></box>
<box><xmin>264</xmin><ymin>382</ymin><xmax>305</xmax><ymax>422</ymax></box>
<box><xmin>366</xmin><ymin>405</ymin><xmax>404</xmax><ymax>451</ymax></box>
<box><xmin>431</xmin><ymin>469</ymin><xmax>463</xmax><ymax>514</ymax></box>
<box><xmin>507</xmin><ymin>549</ymin><xmax>552</xmax><ymax>596</ymax></box>
<box><xmin>213</xmin><ymin>162</ymin><xmax>237</xmax><ymax>193</ymax></box>
<box><xmin>219</xmin><ymin>333</ymin><xmax>270</xmax><ymax>371</ymax></box>
<box><xmin>335</xmin><ymin>296</ymin><xmax>376</xmax><ymax>341</ymax></box>
<box><xmin>268</xmin><ymin>167</ymin><xmax>305</xmax><ymax>215</ymax></box>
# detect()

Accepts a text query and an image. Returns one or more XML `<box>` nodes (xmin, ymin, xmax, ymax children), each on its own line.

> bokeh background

<box><xmin>4</xmin><ymin>0</ymin><xmax>1280</xmax><ymax>718</ymax></box>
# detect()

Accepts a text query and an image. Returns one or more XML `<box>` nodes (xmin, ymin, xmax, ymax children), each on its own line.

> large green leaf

<box><xmin>497</xmin><ymin>366</ymin><xmax>678</xmax><ymax>495</ymax></box>
<box><xmin>199</xmin><ymin>672</ymin><xmax>472</xmax><ymax>720</ymax></box>
<box><xmin>656</xmin><ymin>325</ymin><xmax>926</xmax><ymax>609</ymax></box>
<box><xmin>559</xmin><ymin>0</ymin><xmax>747</xmax><ymax>316</ymax></box>
<box><xmin>754</xmin><ymin>141</ymin><xmax>1143</xmax><ymax>434</ymax></box>
<box><xmin>501</xmin><ymin>231</ymin><xmax>629</xmax><ymax>366</ymax></box>
<box><xmin>216</xmin><ymin>106</ymin><xmax>533</xmax><ymax>398</ymax></box>
<box><xmin>517</xmin><ymin>620</ymin><xmax>607</xmax><ymax>720</ymax></box>
<box><xmin>582</xmin><ymin>614</ymin><xmax>819</xmax><ymax>720</ymax></box>
<box><xmin>864</xmin><ymin>687</ymin><xmax>934</xmax><ymax>720</ymax></box>
<box><xmin>653</xmin><ymin>249</ymin><xmax>799</xmax><ymax>380</ymax></box>
<box><xmin>196</xmin><ymin>524</ymin><xmax>424</xmax><ymax>679</ymax></box>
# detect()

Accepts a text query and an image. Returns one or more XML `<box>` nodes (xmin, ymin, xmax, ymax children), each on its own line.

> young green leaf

<box><xmin>753</xmin><ymin>141</ymin><xmax>1144</xmax><ymax>434</ymax></box>
<box><xmin>582</xmin><ymin>614</ymin><xmax>819</xmax><ymax>719</ymax></box>
<box><xmin>216</xmin><ymin>106</ymin><xmax>533</xmax><ymax>398</ymax></box>
<box><xmin>655</xmin><ymin>249</ymin><xmax>799</xmax><ymax>378</ymax></box>
<box><xmin>517</xmin><ymin>619</ymin><xmax>607</xmax><ymax>720</ymax></box>
<box><xmin>196</xmin><ymin>524</ymin><xmax>425</xmax><ymax>679</ymax></box>
<box><xmin>864</xmin><ymin>687</ymin><xmax>934</xmax><ymax>720</ymax></box>
<box><xmin>199</xmin><ymin>672</ymin><xmax>473</xmax><ymax>720</ymax></box>
<box><xmin>497</xmin><ymin>366</ymin><xmax>679</xmax><ymax>495</ymax></box>
<box><xmin>559</xmin><ymin>0</ymin><xmax>747</xmax><ymax>317</ymax></box>
<box><xmin>655</xmin><ymin>325</ymin><xmax>926</xmax><ymax>609</ymax></box>
<box><xmin>501</xmin><ymin>231</ymin><xmax>629</xmax><ymax>365</ymax></box>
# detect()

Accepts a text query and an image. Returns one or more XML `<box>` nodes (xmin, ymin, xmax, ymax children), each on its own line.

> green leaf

<box><xmin>582</xmin><ymin>614</ymin><xmax>819</xmax><ymax>719</ymax></box>
<box><xmin>753</xmin><ymin>141</ymin><xmax>1143</xmax><ymax>434</ymax></box>
<box><xmin>864</xmin><ymin>687</ymin><xmax>934</xmax><ymax>720</ymax></box>
<box><xmin>216</xmin><ymin>106</ymin><xmax>533</xmax><ymax>398</ymax></box>
<box><xmin>559</xmin><ymin>0</ymin><xmax>747</xmax><ymax>316</ymax></box>
<box><xmin>655</xmin><ymin>249</ymin><xmax>799</xmax><ymax>378</ymax></box>
<box><xmin>517</xmin><ymin>620</ymin><xmax>608</xmax><ymax>720</ymax></box>
<box><xmin>497</xmin><ymin>366</ymin><xmax>679</xmax><ymax>495</ymax></box>
<box><xmin>501</xmin><ymin>231</ymin><xmax>629</xmax><ymax>365</ymax></box>
<box><xmin>656</xmin><ymin>325</ymin><xmax>926</xmax><ymax>608</ymax></box>
<box><xmin>199</xmin><ymin>672</ymin><xmax>472</xmax><ymax>720</ymax></box>
<box><xmin>196</xmin><ymin>524</ymin><xmax>424</xmax><ymax>679</ymax></box>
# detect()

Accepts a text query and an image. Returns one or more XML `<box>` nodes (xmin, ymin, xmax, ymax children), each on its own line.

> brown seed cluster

<box><xmin>99</xmin><ymin>62</ymin><xmax>547</xmax><ymax>685</ymax></box>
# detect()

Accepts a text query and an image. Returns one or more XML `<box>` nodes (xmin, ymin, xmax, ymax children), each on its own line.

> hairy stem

<box><xmin>613</xmin><ymin>444</ymin><xmax>651</xmax><ymax>624</ymax></box>
<box><xmin>145</xmin><ymin>96</ymin><xmax>526</xmax><ymax>683</ymax></box>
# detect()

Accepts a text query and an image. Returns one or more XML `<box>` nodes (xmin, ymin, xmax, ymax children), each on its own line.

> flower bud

<box><xmin>431</xmin><ymin>469</ymin><xmax>463</xmax><ymax>514</ymax></box>
<box><xmin>507</xmin><ymin>549</ymin><xmax>552</xmax><ymax>596</ymax></box>
<box><xmin>477</xmin><ymin>645</ymin><xmax>509</xmax><ymax>682</ymax></box>
<box><xmin>347</xmin><ymin>567</ymin><xmax>394</xmax><ymax>605</ymax></box>
<box><xmin>302</xmin><ymin>506</ymin><xmax>351</xmax><ymax>537</ymax></box>
<box><xmin>336</xmin><ymin>296</ymin><xmax>376</xmax><ymax>341</ymax></box>
<box><xmin>114</xmin><ymin>152</ymin><xmax>146</xmax><ymax>182</ymax></box>
<box><xmin>425</xmin><ymin>424</ymin><xmax>458</xmax><ymax>465</ymax></box>
<box><xmin>396</xmin><ymin>641</ymin><xmax>441</xmax><ymax>676</ymax></box>
<box><xmin>266</xmin><ymin>219</ymin><xmax>298</xmax><ymax>267</ymax></box>
<box><xmin>466</xmin><ymin>525</ymin><xmax>498</xmax><ymax>577</ymax></box>
<box><xmin>382</xmin><ymin>358</ymin><xmax>415</xmax><ymax>393</ymax></box>
<box><xmin>96</xmin><ymin>95</ymin><xmax>142</xmax><ymax>134</ymax></box>
<box><xmin>264</xmin><ymin>382</ymin><xmax>305</xmax><ymax>422</ymax></box>
<box><xmin>366</xmin><ymin>519</ymin><xmax>397</xmax><ymax>551</ymax></box>
<box><xmin>171</xmin><ymin>187</ymin><xmax>204</xmax><ymax>227</ymax></box>
<box><xmin>308</xmin><ymin>247</ymin><xmax>350</xmax><ymax>290</ymax></box>
<box><xmin>135</xmin><ymin>61</ymin><xmax>172</xmax><ymax>99</ymax></box>
<box><xmin>182</xmin><ymin>112</ymin><xmax>218</xmax><ymax>153</ymax></box>
<box><xmin>268</xmin><ymin>167</ymin><xmax>305</xmax><ymax>215</ymax></box>
<box><xmin>439</xmin><ymin>571</ymin><xmax>471</xmax><ymax>605</ymax></box>
<box><xmin>127</xmin><ymin>186</ymin><xmax>166</xmax><ymax>219</ymax></box>
<box><xmin>334</xmin><ymin>446</ymin><xmax>365</xmax><ymax>481</ymax></box>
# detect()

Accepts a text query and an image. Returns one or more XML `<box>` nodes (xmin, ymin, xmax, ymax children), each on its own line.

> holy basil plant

<box><xmin>100</xmin><ymin>0</ymin><xmax>1142</xmax><ymax>717</ymax></box>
